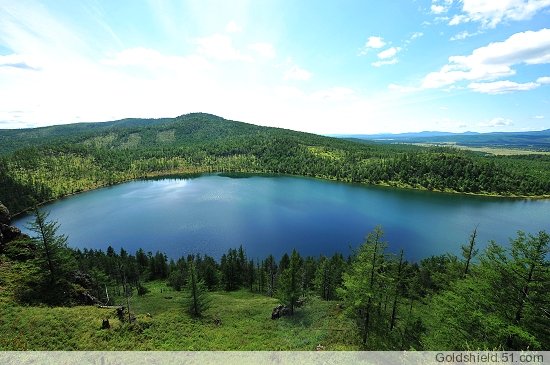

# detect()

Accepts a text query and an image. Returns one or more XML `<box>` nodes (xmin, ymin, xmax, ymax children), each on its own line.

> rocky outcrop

<box><xmin>0</xmin><ymin>202</ymin><xmax>10</xmax><ymax>225</ymax></box>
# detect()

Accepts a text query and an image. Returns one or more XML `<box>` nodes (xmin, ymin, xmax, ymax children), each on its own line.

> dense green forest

<box><xmin>2</xmin><ymin>113</ymin><xmax>550</xmax><ymax>214</ymax></box>
<box><xmin>0</xmin><ymin>205</ymin><xmax>548</xmax><ymax>350</ymax></box>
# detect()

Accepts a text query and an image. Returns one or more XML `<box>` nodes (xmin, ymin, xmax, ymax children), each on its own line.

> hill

<box><xmin>1</xmin><ymin>113</ymin><xmax>550</xmax><ymax>214</ymax></box>
<box><xmin>337</xmin><ymin>129</ymin><xmax>550</xmax><ymax>150</ymax></box>
<box><xmin>0</xmin><ymin>280</ymin><xmax>356</xmax><ymax>350</ymax></box>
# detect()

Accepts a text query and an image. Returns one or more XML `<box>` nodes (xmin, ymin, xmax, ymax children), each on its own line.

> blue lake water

<box><xmin>12</xmin><ymin>174</ymin><xmax>550</xmax><ymax>261</ymax></box>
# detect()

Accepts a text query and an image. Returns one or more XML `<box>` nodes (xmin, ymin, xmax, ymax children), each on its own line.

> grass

<box><xmin>0</xmin><ymin>280</ymin><xmax>359</xmax><ymax>350</ymax></box>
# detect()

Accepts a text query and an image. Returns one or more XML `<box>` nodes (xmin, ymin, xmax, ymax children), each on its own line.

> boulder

<box><xmin>271</xmin><ymin>304</ymin><xmax>291</xmax><ymax>319</ymax></box>
<box><xmin>1</xmin><ymin>224</ymin><xmax>22</xmax><ymax>242</ymax></box>
<box><xmin>0</xmin><ymin>202</ymin><xmax>9</xmax><ymax>225</ymax></box>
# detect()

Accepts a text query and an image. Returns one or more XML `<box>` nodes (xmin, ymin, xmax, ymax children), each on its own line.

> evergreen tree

<box><xmin>422</xmin><ymin>231</ymin><xmax>549</xmax><ymax>350</ymax></box>
<box><xmin>338</xmin><ymin>226</ymin><xmax>389</xmax><ymax>347</ymax></box>
<box><xmin>277</xmin><ymin>249</ymin><xmax>303</xmax><ymax>315</ymax></box>
<box><xmin>184</xmin><ymin>260</ymin><xmax>210</xmax><ymax>317</ymax></box>
<box><xmin>25</xmin><ymin>208</ymin><xmax>76</xmax><ymax>304</ymax></box>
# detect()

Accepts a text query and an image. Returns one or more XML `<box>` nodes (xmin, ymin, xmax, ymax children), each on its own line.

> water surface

<box><xmin>13</xmin><ymin>174</ymin><xmax>550</xmax><ymax>261</ymax></box>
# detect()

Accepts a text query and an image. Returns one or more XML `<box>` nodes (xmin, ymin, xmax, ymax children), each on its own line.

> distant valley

<box><xmin>333</xmin><ymin>129</ymin><xmax>550</xmax><ymax>151</ymax></box>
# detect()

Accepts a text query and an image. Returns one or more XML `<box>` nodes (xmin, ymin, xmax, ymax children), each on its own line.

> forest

<box><xmin>1</xmin><ymin>113</ymin><xmax>550</xmax><ymax>214</ymax></box>
<box><xmin>1</xmin><ymin>113</ymin><xmax>549</xmax><ymax>350</ymax></box>
<box><xmin>0</xmin><ymin>204</ymin><xmax>548</xmax><ymax>350</ymax></box>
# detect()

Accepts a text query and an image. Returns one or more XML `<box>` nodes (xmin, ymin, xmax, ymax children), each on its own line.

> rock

<box><xmin>0</xmin><ymin>202</ymin><xmax>9</xmax><ymax>225</ymax></box>
<box><xmin>101</xmin><ymin>319</ymin><xmax>111</xmax><ymax>329</ymax></box>
<box><xmin>271</xmin><ymin>304</ymin><xmax>291</xmax><ymax>319</ymax></box>
<box><xmin>0</xmin><ymin>224</ymin><xmax>22</xmax><ymax>242</ymax></box>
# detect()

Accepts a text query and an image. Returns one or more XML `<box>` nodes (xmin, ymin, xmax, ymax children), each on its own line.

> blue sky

<box><xmin>0</xmin><ymin>0</ymin><xmax>549</xmax><ymax>134</ymax></box>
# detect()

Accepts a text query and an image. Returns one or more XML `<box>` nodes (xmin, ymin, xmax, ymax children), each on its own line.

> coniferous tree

<box><xmin>338</xmin><ymin>226</ymin><xmax>389</xmax><ymax>347</ymax></box>
<box><xmin>277</xmin><ymin>249</ymin><xmax>303</xmax><ymax>315</ymax></box>
<box><xmin>25</xmin><ymin>208</ymin><xmax>76</xmax><ymax>304</ymax></box>
<box><xmin>184</xmin><ymin>260</ymin><xmax>210</xmax><ymax>317</ymax></box>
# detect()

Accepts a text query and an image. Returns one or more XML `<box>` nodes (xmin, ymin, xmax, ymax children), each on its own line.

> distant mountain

<box><xmin>335</xmin><ymin>129</ymin><xmax>550</xmax><ymax>150</ymax></box>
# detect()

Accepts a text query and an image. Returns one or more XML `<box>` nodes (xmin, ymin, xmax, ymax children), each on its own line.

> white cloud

<box><xmin>410</xmin><ymin>32</ymin><xmax>424</xmax><ymax>40</ymax></box>
<box><xmin>479</xmin><ymin>117</ymin><xmax>514</xmax><ymax>127</ymax></box>
<box><xmin>533</xmin><ymin>115</ymin><xmax>545</xmax><ymax>119</ymax></box>
<box><xmin>450</xmin><ymin>30</ymin><xmax>480</xmax><ymax>41</ymax></box>
<box><xmin>388</xmin><ymin>83</ymin><xmax>419</xmax><ymax>93</ymax></box>
<box><xmin>372</xmin><ymin>58</ymin><xmax>399</xmax><ymax>67</ymax></box>
<box><xmin>371</xmin><ymin>47</ymin><xmax>401</xmax><ymax>67</ymax></box>
<box><xmin>377</xmin><ymin>47</ymin><xmax>401</xmax><ymax>60</ymax></box>
<box><xmin>450</xmin><ymin>0</ymin><xmax>550</xmax><ymax>28</ymax></box>
<box><xmin>103</xmin><ymin>48</ymin><xmax>211</xmax><ymax>71</ymax></box>
<box><xmin>431</xmin><ymin>5</ymin><xmax>446</xmax><ymax>14</ymax></box>
<box><xmin>431</xmin><ymin>0</ymin><xmax>453</xmax><ymax>14</ymax></box>
<box><xmin>194</xmin><ymin>34</ymin><xmax>253</xmax><ymax>62</ymax></box>
<box><xmin>366</xmin><ymin>36</ymin><xmax>386</xmax><ymax>49</ymax></box>
<box><xmin>311</xmin><ymin>87</ymin><xmax>355</xmax><ymax>101</ymax></box>
<box><xmin>225</xmin><ymin>21</ymin><xmax>242</xmax><ymax>33</ymax></box>
<box><xmin>422</xmin><ymin>28</ymin><xmax>550</xmax><ymax>89</ymax></box>
<box><xmin>248</xmin><ymin>42</ymin><xmax>276</xmax><ymax>59</ymax></box>
<box><xmin>284</xmin><ymin>65</ymin><xmax>312</xmax><ymax>81</ymax></box>
<box><xmin>359</xmin><ymin>36</ymin><xmax>386</xmax><ymax>55</ymax></box>
<box><xmin>537</xmin><ymin>76</ymin><xmax>550</xmax><ymax>84</ymax></box>
<box><xmin>468</xmin><ymin>80</ymin><xmax>539</xmax><ymax>94</ymax></box>
<box><xmin>0</xmin><ymin>54</ymin><xmax>41</xmax><ymax>70</ymax></box>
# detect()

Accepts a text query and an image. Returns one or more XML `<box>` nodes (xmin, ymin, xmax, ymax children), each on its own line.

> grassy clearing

<box><xmin>0</xmin><ymin>280</ymin><xmax>358</xmax><ymax>350</ymax></box>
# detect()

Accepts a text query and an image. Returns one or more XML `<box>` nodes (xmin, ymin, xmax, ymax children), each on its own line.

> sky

<box><xmin>0</xmin><ymin>0</ymin><xmax>549</xmax><ymax>134</ymax></box>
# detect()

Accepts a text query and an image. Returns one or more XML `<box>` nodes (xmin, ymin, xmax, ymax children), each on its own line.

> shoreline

<box><xmin>10</xmin><ymin>168</ymin><xmax>550</xmax><ymax>219</ymax></box>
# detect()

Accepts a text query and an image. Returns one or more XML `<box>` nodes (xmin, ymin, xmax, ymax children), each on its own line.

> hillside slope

<box><xmin>1</xmin><ymin>113</ymin><xmax>550</xmax><ymax>213</ymax></box>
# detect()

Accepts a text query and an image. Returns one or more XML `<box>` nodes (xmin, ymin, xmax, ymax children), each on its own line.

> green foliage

<box><xmin>277</xmin><ymin>249</ymin><xmax>303</xmax><ymax>314</ymax></box>
<box><xmin>1</xmin><ymin>199</ymin><xmax>548</xmax><ymax>350</ymax></box>
<box><xmin>183</xmin><ymin>260</ymin><xmax>210</xmax><ymax>317</ymax></box>
<box><xmin>422</xmin><ymin>231</ymin><xmax>549</xmax><ymax>350</ymax></box>
<box><xmin>2</xmin><ymin>113</ymin><xmax>550</xmax><ymax>214</ymax></box>
<box><xmin>23</xmin><ymin>208</ymin><xmax>77</xmax><ymax>305</ymax></box>
<box><xmin>338</xmin><ymin>226</ymin><xmax>391</xmax><ymax>348</ymax></box>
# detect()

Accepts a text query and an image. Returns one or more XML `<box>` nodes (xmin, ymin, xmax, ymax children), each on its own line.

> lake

<box><xmin>13</xmin><ymin>174</ymin><xmax>550</xmax><ymax>261</ymax></box>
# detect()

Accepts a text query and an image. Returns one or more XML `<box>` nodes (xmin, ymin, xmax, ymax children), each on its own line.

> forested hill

<box><xmin>2</xmin><ymin>113</ymin><xmax>550</xmax><ymax>214</ymax></box>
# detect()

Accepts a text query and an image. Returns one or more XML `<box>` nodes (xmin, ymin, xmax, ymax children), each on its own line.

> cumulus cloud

<box><xmin>422</xmin><ymin>28</ymin><xmax>550</xmax><ymax>89</ymax></box>
<box><xmin>537</xmin><ymin>76</ymin><xmax>550</xmax><ymax>84</ymax></box>
<box><xmin>370</xmin><ymin>47</ymin><xmax>401</xmax><ymax>67</ymax></box>
<box><xmin>377</xmin><ymin>47</ymin><xmax>401</xmax><ymax>60</ymax></box>
<box><xmin>449</xmin><ymin>0</ymin><xmax>550</xmax><ymax>28</ymax></box>
<box><xmin>359</xmin><ymin>36</ymin><xmax>386</xmax><ymax>55</ymax></box>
